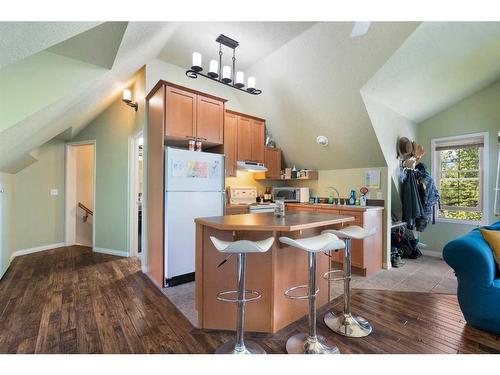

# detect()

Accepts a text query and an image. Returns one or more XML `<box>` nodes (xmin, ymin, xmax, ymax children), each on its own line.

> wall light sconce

<box><xmin>122</xmin><ymin>89</ymin><xmax>138</xmax><ymax>111</ymax></box>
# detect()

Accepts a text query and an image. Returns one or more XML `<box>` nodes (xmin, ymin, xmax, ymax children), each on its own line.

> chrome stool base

<box><xmin>286</xmin><ymin>333</ymin><xmax>340</xmax><ymax>354</ymax></box>
<box><xmin>324</xmin><ymin>311</ymin><xmax>373</xmax><ymax>338</ymax></box>
<box><xmin>216</xmin><ymin>340</ymin><xmax>266</xmax><ymax>354</ymax></box>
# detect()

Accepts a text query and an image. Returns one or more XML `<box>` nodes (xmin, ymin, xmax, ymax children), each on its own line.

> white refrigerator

<box><xmin>164</xmin><ymin>147</ymin><xmax>225</xmax><ymax>286</ymax></box>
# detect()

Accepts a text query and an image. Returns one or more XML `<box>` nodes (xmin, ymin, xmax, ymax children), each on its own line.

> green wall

<box><xmin>72</xmin><ymin>69</ymin><xmax>145</xmax><ymax>255</ymax></box>
<box><xmin>417</xmin><ymin>79</ymin><xmax>500</xmax><ymax>253</ymax></box>
<box><xmin>15</xmin><ymin>139</ymin><xmax>66</xmax><ymax>250</ymax></box>
<box><xmin>0</xmin><ymin>51</ymin><xmax>105</xmax><ymax>133</ymax></box>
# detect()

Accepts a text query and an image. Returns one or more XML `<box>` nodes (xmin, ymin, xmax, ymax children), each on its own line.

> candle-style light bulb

<box><xmin>191</xmin><ymin>52</ymin><xmax>202</xmax><ymax>72</ymax></box>
<box><xmin>235</xmin><ymin>71</ymin><xmax>245</xmax><ymax>88</ymax></box>
<box><xmin>247</xmin><ymin>77</ymin><xmax>256</xmax><ymax>93</ymax></box>
<box><xmin>247</xmin><ymin>77</ymin><xmax>256</xmax><ymax>89</ymax></box>
<box><xmin>122</xmin><ymin>89</ymin><xmax>132</xmax><ymax>102</ymax></box>
<box><xmin>222</xmin><ymin>66</ymin><xmax>232</xmax><ymax>83</ymax></box>
<box><xmin>208</xmin><ymin>60</ymin><xmax>219</xmax><ymax>78</ymax></box>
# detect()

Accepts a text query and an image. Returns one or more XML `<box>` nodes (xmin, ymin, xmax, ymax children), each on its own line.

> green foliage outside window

<box><xmin>438</xmin><ymin>147</ymin><xmax>483</xmax><ymax>222</ymax></box>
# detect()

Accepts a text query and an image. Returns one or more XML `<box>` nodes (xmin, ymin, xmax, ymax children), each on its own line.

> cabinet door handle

<box><xmin>185</xmin><ymin>136</ymin><xmax>207</xmax><ymax>141</ymax></box>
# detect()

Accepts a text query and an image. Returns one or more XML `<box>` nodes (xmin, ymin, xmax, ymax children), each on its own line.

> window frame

<box><xmin>431</xmin><ymin>132</ymin><xmax>489</xmax><ymax>226</ymax></box>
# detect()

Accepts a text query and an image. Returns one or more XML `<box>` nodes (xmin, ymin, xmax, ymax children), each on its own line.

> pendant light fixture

<box><xmin>186</xmin><ymin>34</ymin><xmax>262</xmax><ymax>95</ymax></box>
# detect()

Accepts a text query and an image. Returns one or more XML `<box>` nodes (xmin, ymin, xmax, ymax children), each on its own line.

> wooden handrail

<box><xmin>78</xmin><ymin>202</ymin><xmax>93</xmax><ymax>222</ymax></box>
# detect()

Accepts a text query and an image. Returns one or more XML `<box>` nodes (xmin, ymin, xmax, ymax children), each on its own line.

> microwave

<box><xmin>272</xmin><ymin>187</ymin><xmax>310</xmax><ymax>203</ymax></box>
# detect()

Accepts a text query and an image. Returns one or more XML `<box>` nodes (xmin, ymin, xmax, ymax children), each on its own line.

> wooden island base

<box><xmin>195</xmin><ymin>212</ymin><xmax>354</xmax><ymax>333</ymax></box>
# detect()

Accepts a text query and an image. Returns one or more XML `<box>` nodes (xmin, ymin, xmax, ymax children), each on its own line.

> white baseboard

<box><xmin>420</xmin><ymin>249</ymin><xmax>443</xmax><ymax>259</ymax></box>
<box><xmin>93</xmin><ymin>247</ymin><xmax>128</xmax><ymax>257</ymax></box>
<box><xmin>75</xmin><ymin>242</ymin><xmax>92</xmax><ymax>247</ymax></box>
<box><xmin>10</xmin><ymin>242</ymin><xmax>66</xmax><ymax>261</ymax></box>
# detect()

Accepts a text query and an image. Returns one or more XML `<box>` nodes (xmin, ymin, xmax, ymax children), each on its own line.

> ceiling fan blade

<box><xmin>351</xmin><ymin>21</ymin><xmax>372</xmax><ymax>38</ymax></box>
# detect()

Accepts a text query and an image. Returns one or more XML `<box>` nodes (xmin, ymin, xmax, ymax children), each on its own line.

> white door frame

<box><xmin>129</xmin><ymin>129</ymin><xmax>144</xmax><ymax>260</ymax></box>
<box><xmin>65</xmin><ymin>140</ymin><xmax>97</xmax><ymax>249</ymax></box>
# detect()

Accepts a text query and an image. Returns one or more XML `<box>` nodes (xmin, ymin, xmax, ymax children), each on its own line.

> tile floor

<box><xmin>162</xmin><ymin>255</ymin><xmax>457</xmax><ymax>327</ymax></box>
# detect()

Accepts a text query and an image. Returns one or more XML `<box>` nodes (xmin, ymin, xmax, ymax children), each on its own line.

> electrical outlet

<box><xmin>376</xmin><ymin>191</ymin><xmax>383</xmax><ymax>199</ymax></box>
<box><xmin>50</xmin><ymin>189</ymin><xmax>59</xmax><ymax>196</ymax></box>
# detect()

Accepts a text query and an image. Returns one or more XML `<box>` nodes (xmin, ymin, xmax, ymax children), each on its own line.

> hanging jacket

<box><xmin>415</xmin><ymin>163</ymin><xmax>440</xmax><ymax>231</ymax></box>
<box><xmin>401</xmin><ymin>169</ymin><xmax>425</xmax><ymax>230</ymax></box>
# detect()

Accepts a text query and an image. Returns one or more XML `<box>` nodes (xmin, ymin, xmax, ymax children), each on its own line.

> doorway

<box><xmin>65</xmin><ymin>141</ymin><xmax>96</xmax><ymax>248</ymax></box>
<box><xmin>129</xmin><ymin>130</ymin><xmax>143</xmax><ymax>260</ymax></box>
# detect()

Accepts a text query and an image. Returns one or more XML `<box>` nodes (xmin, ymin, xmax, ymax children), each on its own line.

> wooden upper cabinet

<box><xmin>165</xmin><ymin>86</ymin><xmax>196</xmax><ymax>139</ymax></box>
<box><xmin>156</xmin><ymin>82</ymin><xmax>225</xmax><ymax>146</ymax></box>
<box><xmin>237</xmin><ymin>116</ymin><xmax>253</xmax><ymax>162</ymax></box>
<box><xmin>254</xmin><ymin>147</ymin><xmax>281</xmax><ymax>180</ymax></box>
<box><xmin>224</xmin><ymin>112</ymin><xmax>238</xmax><ymax>177</ymax></box>
<box><xmin>251</xmin><ymin>119</ymin><xmax>265</xmax><ymax>163</ymax></box>
<box><xmin>196</xmin><ymin>95</ymin><xmax>224</xmax><ymax>144</ymax></box>
<box><xmin>265</xmin><ymin>147</ymin><xmax>281</xmax><ymax>179</ymax></box>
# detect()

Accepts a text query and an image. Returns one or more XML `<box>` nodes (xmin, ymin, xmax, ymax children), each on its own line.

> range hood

<box><xmin>237</xmin><ymin>160</ymin><xmax>268</xmax><ymax>172</ymax></box>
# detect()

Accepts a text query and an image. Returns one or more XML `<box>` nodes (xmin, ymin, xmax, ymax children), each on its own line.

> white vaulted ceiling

<box><xmin>4</xmin><ymin>21</ymin><xmax>500</xmax><ymax>175</ymax></box>
<box><xmin>157</xmin><ymin>22</ymin><xmax>316</xmax><ymax>71</ymax></box>
<box><xmin>0</xmin><ymin>22</ymin><xmax>180</xmax><ymax>172</ymax></box>
<box><xmin>232</xmin><ymin>22</ymin><xmax>420</xmax><ymax>170</ymax></box>
<box><xmin>363</xmin><ymin>22</ymin><xmax>500</xmax><ymax>123</ymax></box>
<box><xmin>0</xmin><ymin>22</ymin><xmax>102</xmax><ymax>68</ymax></box>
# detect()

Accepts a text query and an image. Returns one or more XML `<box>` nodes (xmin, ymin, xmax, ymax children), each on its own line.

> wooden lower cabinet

<box><xmin>225</xmin><ymin>205</ymin><xmax>249</xmax><ymax>215</ymax></box>
<box><xmin>287</xmin><ymin>203</ymin><xmax>383</xmax><ymax>276</ymax></box>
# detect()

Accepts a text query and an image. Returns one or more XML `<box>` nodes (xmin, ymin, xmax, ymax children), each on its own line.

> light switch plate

<box><xmin>376</xmin><ymin>191</ymin><xmax>383</xmax><ymax>199</ymax></box>
<box><xmin>50</xmin><ymin>189</ymin><xmax>59</xmax><ymax>196</ymax></box>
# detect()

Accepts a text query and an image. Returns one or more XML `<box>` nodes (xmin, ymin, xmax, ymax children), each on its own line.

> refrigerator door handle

<box><xmin>222</xmin><ymin>192</ymin><xmax>226</xmax><ymax>215</ymax></box>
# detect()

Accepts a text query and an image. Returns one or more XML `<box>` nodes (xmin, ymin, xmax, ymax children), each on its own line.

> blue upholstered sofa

<box><xmin>443</xmin><ymin>221</ymin><xmax>500</xmax><ymax>334</ymax></box>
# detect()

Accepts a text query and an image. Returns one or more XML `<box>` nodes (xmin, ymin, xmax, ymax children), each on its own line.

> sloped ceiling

<box><xmin>0</xmin><ymin>22</ymin><xmax>180</xmax><ymax>173</ymax></box>
<box><xmin>0</xmin><ymin>22</ymin><xmax>101</xmax><ymax>68</ymax></box>
<box><xmin>362</xmin><ymin>22</ymin><xmax>500</xmax><ymax>123</ymax></box>
<box><xmin>48</xmin><ymin>22</ymin><xmax>128</xmax><ymax>69</ymax></box>
<box><xmin>232</xmin><ymin>22</ymin><xmax>420</xmax><ymax>170</ymax></box>
<box><xmin>158</xmin><ymin>22</ymin><xmax>316</xmax><ymax>71</ymax></box>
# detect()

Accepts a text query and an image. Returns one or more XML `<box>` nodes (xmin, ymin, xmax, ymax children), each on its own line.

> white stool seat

<box><xmin>279</xmin><ymin>233</ymin><xmax>345</xmax><ymax>253</ymax></box>
<box><xmin>210</xmin><ymin>237</ymin><xmax>275</xmax><ymax>254</ymax></box>
<box><xmin>323</xmin><ymin>225</ymin><xmax>376</xmax><ymax>240</ymax></box>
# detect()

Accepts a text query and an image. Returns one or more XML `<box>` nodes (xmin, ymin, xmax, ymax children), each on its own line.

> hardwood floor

<box><xmin>0</xmin><ymin>246</ymin><xmax>498</xmax><ymax>354</ymax></box>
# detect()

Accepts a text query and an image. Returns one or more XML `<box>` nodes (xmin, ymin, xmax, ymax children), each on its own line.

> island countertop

<box><xmin>194</xmin><ymin>211</ymin><xmax>355</xmax><ymax>231</ymax></box>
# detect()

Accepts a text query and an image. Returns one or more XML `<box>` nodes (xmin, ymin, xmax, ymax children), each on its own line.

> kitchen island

<box><xmin>195</xmin><ymin>211</ymin><xmax>354</xmax><ymax>333</ymax></box>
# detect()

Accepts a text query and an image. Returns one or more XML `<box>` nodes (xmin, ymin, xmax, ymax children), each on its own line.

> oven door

<box><xmin>273</xmin><ymin>188</ymin><xmax>299</xmax><ymax>202</ymax></box>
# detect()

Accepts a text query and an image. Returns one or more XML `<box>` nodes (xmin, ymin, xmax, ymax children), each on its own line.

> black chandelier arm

<box><xmin>185</xmin><ymin>70</ymin><xmax>198</xmax><ymax>79</ymax></box>
<box><xmin>185</xmin><ymin>69</ymin><xmax>262</xmax><ymax>95</ymax></box>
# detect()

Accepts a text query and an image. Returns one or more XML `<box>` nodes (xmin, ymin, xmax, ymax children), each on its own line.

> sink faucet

<box><xmin>327</xmin><ymin>186</ymin><xmax>340</xmax><ymax>203</ymax></box>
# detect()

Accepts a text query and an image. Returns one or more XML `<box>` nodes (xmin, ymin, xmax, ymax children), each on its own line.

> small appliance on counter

<box><xmin>272</xmin><ymin>187</ymin><xmax>309</xmax><ymax>203</ymax></box>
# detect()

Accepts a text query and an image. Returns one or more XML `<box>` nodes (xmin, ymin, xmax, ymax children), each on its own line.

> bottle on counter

<box><xmin>264</xmin><ymin>187</ymin><xmax>272</xmax><ymax>202</ymax></box>
<box><xmin>349</xmin><ymin>190</ymin><xmax>356</xmax><ymax>205</ymax></box>
<box><xmin>195</xmin><ymin>140</ymin><xmax>202</xmax><ymax>151</ymax></box>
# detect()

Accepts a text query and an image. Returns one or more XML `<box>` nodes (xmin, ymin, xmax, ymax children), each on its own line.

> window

<box><xmin>432</xmin><ymin>133</ymin><xmax>488</xmax><ymax>224</ymax></box>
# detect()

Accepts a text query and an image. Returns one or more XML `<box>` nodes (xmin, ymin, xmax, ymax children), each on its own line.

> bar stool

<box><xmin>322</xmin><ymin>226</ymin><xmax>376</xmax><ymax>337</ymax></box>
<box><xmin>210</xmin><ymin>236</ymin><xmax>275</xmax><ymax>354</ymax></box>
<box><xmin>279</xmin><ymin>233</ymin><xmax>345</xmax><ymax>354</ymax></box>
